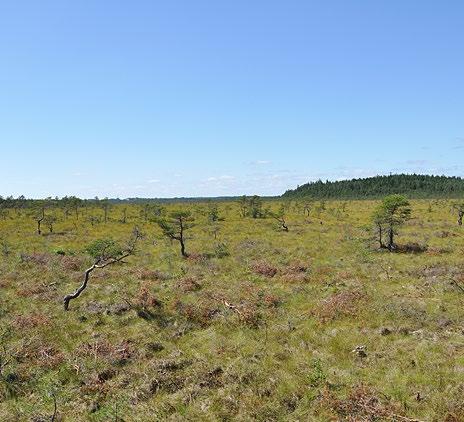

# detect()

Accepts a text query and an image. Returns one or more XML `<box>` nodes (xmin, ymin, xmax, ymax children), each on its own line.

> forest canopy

<box><xmin>283</xmin><ymin>174</ymin><xmax>464</xmax><ymax>199</ymax></box>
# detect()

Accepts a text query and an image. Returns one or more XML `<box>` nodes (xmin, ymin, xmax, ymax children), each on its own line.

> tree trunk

<box><xmin>180</xmin><ymin>239</ymin><xmax>187</xmax><ymax>257</ymax></box>
<box><xmin>37</xmin><ymin>208</ymin><xmax>45</xmax><ymax>235</ymax></box>
<box><xmin>387</xmin><ymin>227</ymin><xmax>394</xmax><ymax>251</ymax></box>
<box><xmin>63</xmin><ymin>265</ymin><xmax>95</xmax><ymax>310</ymax></box>
<box><xmin>377</xmin><ymin>223</ymin><xmax>384</xmax><ymax>248</ymax></box>
<box><xmin>458</xmin><ymin>211</ymin><xmax>463</xmax><ymax>226</ymax></box>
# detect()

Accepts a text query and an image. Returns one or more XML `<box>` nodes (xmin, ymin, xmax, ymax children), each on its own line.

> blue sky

<box><xmin>1</xmin><ymin>1</ymin><xmax>463</xmax><ymax>198</ymax></box>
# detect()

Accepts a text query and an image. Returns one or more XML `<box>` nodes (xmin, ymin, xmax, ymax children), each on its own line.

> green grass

<box><xmin>0</xmin><ymin>199</ymin><xmax>463</xmax><ymax>421</ymax></box>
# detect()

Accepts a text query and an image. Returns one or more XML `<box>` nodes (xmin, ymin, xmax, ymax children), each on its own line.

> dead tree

<box><xmin>63</xmin><ymin>227</ymin><xmax>142</xmax><ymax>310</ymax></box>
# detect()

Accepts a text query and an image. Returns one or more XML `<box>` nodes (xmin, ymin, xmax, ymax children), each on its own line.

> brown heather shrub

<box><xmin>15</xmin><ymin>339</ymin><xmax>64</xmax><ymax>369</ymax></box>
<box><xmin>135</xmin><ymin>268</ymin><xmax>164</xmax><ymax>281</ymax></box>
<box><xmin>135</xmin><ymin>284</ymin><xmax>162</xmax><ymax>309</ymax></box>
<box><xmin>443</xmin><ymin>387</ymin><xmax>464</xmax><ymax>422</ymax></box>
<box><xmin>17</xmin><ymin>283</ymin><xmax>49</xmax><ymax>297</ymax></box>
<box><xmin>175</xmin><ymin>299</ymin><xmax>220</xmax><ymax>327</ymax></box>
<box><xmin>251</xmin><ymin>261</ymin><xmax>278</xmax><ymax>278</ymax></box>
<box><xmin>19</xmin><ymin>252</ymin><xmax>52</xmax><ymax>266</ymax></box>
<box><xmin>396</xmin><ymin>242</ymin><xmax>428</xmax><ymax>253</ymax></box>
<box><xmin>281</xmin><ymin>260</ymin><xmax>310</xmax><ymax>283</ymax></box>
<box><xmin>187</xmin><ymin>252</ymin><xmax>210</xmax><ymax>264</ymax></box>
<box><xmin>313</xmin><ymin>289</ymin><xmax>366</xmax><ymax>323</ymax></box>
<box><xmin>76</xmin><ymin>339</ymin><xmax>136</xmax><ymax>362</ymax></box>
<box><xmin>287</xmin><ymin>260</ymin><xmax>309</xmax><ymax>273</ymax></box>
<box><xmin>262</xmin><ymin>294</ymin><xmax>282</xmax><ymax>308</ymax></box>
<box><xmin>238</xmin><ymin>304</ymin><xmax>262</xmax><ymax>328</ymax></box>
<box><xmin>0</xmin><ymin>279</ymin><xmax>10</xmax><ymax>288</ymax></box>
<box><xmin>12</xmin><ymin>313</ymin><xmax>51</xmax><ymax>329</ymax></box>
<box><xmin>436</xmin><ymin>230</ymin><xmax>456</xmax><ymax>238</ymax></box>
<box><xmin>281</xmin><ymin>272</ymin><xmax>308</xmax><ymax>283</ymax></box>
<box><xmin>34</xmin><ymin>345</ymin><xmax>64</xmax><ymax>369</ymax></box>
<box><xmin>60</xmin><ymin>255</ymin><xmax>84</xmax><ymax>271</ymax></box>
<box><xmin>312</xmin><ymin>264</ymin><xmax>334</xmax><ymax>280</ymax></box>
<box><xmin>76</xmin><ymin>339</ymin><xmax>114</xmax><ymax>359</ymax></box>
<box><xmin>178</xmin><ymin>276</ymin><xmax>202</xmax><ymax>292</ymax></box>
<box><xmin>79</xmin><ymin>376</ymin><xmax>109</xmax><ymax>396</ymax></box>
<box><xmin>426</xmin><ymin>246</ymin><xmax>451</xmax><ymax>256</ymax></box>
<box><xmin>321</xmin><ymin>384</ymin><xmax>407</xmax><ymax>421</ymax></box>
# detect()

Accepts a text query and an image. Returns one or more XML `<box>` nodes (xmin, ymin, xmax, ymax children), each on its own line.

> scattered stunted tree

<box><xmin>372</xmin><ymin>208</ymin><xmax>386</xmax><ymax>249</ymax></box>
<box><xmin>63</xmin><ymin>227</ymin><xmax>142</xmax><ymax>310</ymax></box>
<box><xmin>140</xmin><ymin>203</ymin><xmax>151</xmax><ymax>222</ymax></box>
<box><xmin>207</xmin><ymin>223</ymin><xmax>221</xmax><ymax>239</ymax></box>
<box><xmin>238</xmin><ymin>196</ymin><xmax>249</xmax><ymax>218</ymax></box>
<box><xmin>35</xmin><ymin>206</ymin><xmax>45</xmax><ymax>235</ymax></box>
<box><xmin>270</xmin><ymin>204</ymin><xmax>289</xmax><ymax>232</ymax></box>
<box><xmin>303</xmin><ymin>198</ymin><xmax>314</xmax><ymax>216</ymax></box>
<box><xmin>315</xmin><ymin>200</ymin><xmax>326</xmax><ymax>217</ymax></box>
<box><xmin>207</xmin><ymin>203</ymin><xmax>223</xmax><ymax>222</ymax></box>
<box><xmin>140</xmin><ymin>203</ymin><xmax>165</xmax><ymax>222</ymax></box>
<box><xmin>100</xmin><ymin>198</ymin><xmax>111</xmax><ymax>223</ymax></box>
<box><xmin>120</xmin><ymin>207</ymin><xmax>128</xmax><ymax>224</ymax></box>
<box><xmin>452</xmin><ymin>202</ymin><xmax>464</xmax><ymax>226</ymax></box>
<box><xmin>44</xmin><ymin>214</ymin><xmax>57</xmax><ymax>233</ymax></box>
<box><xmin>0</xmin><ymin>207</ymin><xmax>8</xmax><ymax>220</ymax></box>
<box><xmin>155</xmin><ymin>210</ymin><xmax>195</xmax><ymax>257</ymax></box>
<box><xmin>237</xmin><ymin>196</ymin><xmax>267</xmax><ymax>219</ymax></box>
<box><xmin>372</xmin><ymin>194</ymin><xmax>411</xmax><ymax>251</ymax></box>
<box><xmin>249</xmin><ymin>195</ymin><xmax>264</xmax><ymax>218</ymax></box>
<box><xmin>86</xmin><ymin>215</ymin><xmax>101</xmax><ymax>227</ymax></box>
<box><xmin>69</xmin><ymin>196</ymin><xmax>83</xmax><ymax>220</ymax></box>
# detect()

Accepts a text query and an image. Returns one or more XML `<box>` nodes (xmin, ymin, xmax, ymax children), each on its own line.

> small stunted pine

<box><xmin>34</xmin><ymin>206</ymin><xmax>45</xmax><ymax>235</ymax></box>
<box><xmin>43</xmin><ymin>214</ymin><xmax>57</xmax><ymax>233</ymax></box>
<box><xmin>237</xmin><ymin>195</ymin><xmax>265</xmax><ymax>218</ymax></box>
<box><xmin>371</xmin><ymin>194</ymin><xmax>411</xmax><ymax>251</ymax></box>
<box><xmin>270</xmin><ymin>204</ymin><xmax>289</xmax><ymax>231</ymax></box>
<box><xmin>452</xmin><ymin>202</ymin><xmax>464</xmax><ymax>226</ymax></box>
<box><xmin>207</xmin><ymin>204</ymin><xmax>223</xmax><ymax>222</ymax></box>
<box><xmin>155</xmin><ymin>210</ymin><xmax>195</xmax><ymax>257</ymax></box>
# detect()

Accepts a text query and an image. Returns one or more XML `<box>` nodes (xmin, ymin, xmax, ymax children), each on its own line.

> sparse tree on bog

<box><xmin>140</xmin><ymin>203</ymin><xmax>165</xmax><ymax>222</ymax></box>
<box><xmin>238</xmin><ymin>196</ymin><xmax>248</xmax><ymax>218</ymax></box>
<box><xmin>207</xmin><ymin>204</ymin><xmax>223</xmax><ymax>222</ymax></box>
<box><xmin>452</xmin><ymin>202</ymin><xmax>464</xmax><ymax>226</ymax></box>
<box><xmin>100</xmin><ymin>198</ymin><xmax>111</xmax><ymax>223</ymax></box>
<box><xmin>303</xmin><ymin>198</ymin><xmax>314</xmax><ymax>216</ymax></box>
<box><xmin>249</xmin><ymin>195</ymin><xmax>264</xmax><ymax>218</ymax></box>
<box><xmin>372</xmin><ymin>194</ymin><xmax>411</xmax><ymax>251</ymax></box>
<box><xmin>120</xmin><ymin>207</ymin><xmax>128</xmax><ymax>224</ymax></box>
<box><xmin>34</xmin><ymin>205</ymin><xmax>45</xmax><ymax>235</ymax></box>
<box><xmin>43</xmin><ymin>214</ymin><xmax>57</xmax><ymax>233</ymax></box>
<box><xmin>0</xmin><ymin>207</ymin><xmax>8</xmax><ymax>220</ymax></box>
<box><xmin>155</xmin><ymin>210</ymin><xmax>195</xmax><ymax>257</ymax></box>
<box><xmin>270</xmin><ymin>204</ymin><xmax>289</xmax><ymax>232</ymax></box>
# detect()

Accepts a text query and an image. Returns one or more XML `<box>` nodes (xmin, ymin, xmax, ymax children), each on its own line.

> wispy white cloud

<box><xmin>248</xmin><ymin>160</ymin><xmax>271</xmax><ymax>166</ymax></box>
<box><xmin>452</xmin><ymin>138</ymin><xmax>464</xmax><ymax>150</ymax></box>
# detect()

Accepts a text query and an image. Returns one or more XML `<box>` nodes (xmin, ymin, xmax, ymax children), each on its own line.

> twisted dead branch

<box><xmin>63</xmin><ymin>228</ymin><xmax>142</xmax><ymax>310</ymax></box>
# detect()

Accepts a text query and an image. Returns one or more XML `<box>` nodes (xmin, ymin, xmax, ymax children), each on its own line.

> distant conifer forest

<box><xmin>282</xmin><ymin>174</ymin><xmax>464</xmax><ymax>199</ymax></box>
